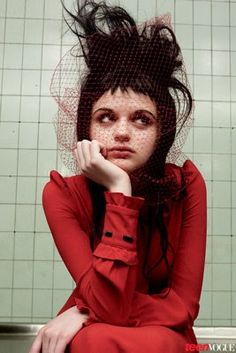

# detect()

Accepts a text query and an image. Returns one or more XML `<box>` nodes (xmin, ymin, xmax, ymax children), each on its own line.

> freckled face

<box><xmin>89</xmin><ymin>87</ymin><xmax>160</xmax><ymax>174</ymax></box>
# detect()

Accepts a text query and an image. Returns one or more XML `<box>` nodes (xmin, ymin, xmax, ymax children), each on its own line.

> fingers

<box><xmin>74</xmin><ymin>140</ymin><xmax>106</xmax><ymax>173</ymax></box>
<box><xmin>28</xmin><ymin>330</ymin><xmax>43</xmax><ymax>353</ymax></box>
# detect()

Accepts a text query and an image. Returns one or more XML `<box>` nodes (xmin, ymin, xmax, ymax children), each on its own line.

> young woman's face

<box><xmin>89</xmin><ymin>87</ymin><xmax>160</xmax><ymax>174</ymax></box>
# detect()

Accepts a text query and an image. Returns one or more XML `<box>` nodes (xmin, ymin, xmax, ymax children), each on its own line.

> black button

<box><xmin>104</xmin><ymin>231</ymin><xmax>112</xmax><ymax>237</ymax></box>
<box><xmin>123</xmin><ymin>235</ymin><xmax>134</xmax><ymax>243</ymax></box>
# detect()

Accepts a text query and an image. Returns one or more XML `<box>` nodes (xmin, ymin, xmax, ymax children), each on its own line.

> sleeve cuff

<box><xmin>104</xmin><ymin>191</ymin><xmax>144</xmax><ymax>211</ymax></box>
<box><xmin>74</xmin><ymin>297</ymin><xmax>101</xmax><ymax>328</ymax></box>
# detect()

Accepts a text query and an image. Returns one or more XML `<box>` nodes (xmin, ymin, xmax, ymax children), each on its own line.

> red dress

<box><xmin>42</xmin><ymin>159</ymin><xmax>207</xmax><ymax>353</ymax></box>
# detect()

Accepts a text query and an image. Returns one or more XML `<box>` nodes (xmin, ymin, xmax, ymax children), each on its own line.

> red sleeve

<box><xmin>127</xmin><ymin>160</ymin><xmax>207</xmax><ymax>330</ymax></box>
<box><xmin>42</xmin><ymin>171</ymin><xmax>144</xmax><ymax>326</ymax></box>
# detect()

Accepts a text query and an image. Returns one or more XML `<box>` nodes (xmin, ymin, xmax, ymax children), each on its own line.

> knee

<box><xmin>68</xmin><ymin>323</ymin><xmax>114</xmax><ymax>353</ymax></box>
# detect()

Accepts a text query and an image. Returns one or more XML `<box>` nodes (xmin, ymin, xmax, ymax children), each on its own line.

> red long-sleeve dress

<box><xmin>42</xmin><ymin>159</ymin><xmax>207</xmax><ymax>353</ymax></box>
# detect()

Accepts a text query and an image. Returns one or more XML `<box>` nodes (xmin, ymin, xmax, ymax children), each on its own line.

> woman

<box><xmin>29</xmin><ymin>1</ymin><xmax>207</xmax><ymax>352</ymax></box>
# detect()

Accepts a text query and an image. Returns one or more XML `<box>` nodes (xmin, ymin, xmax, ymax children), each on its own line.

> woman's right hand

<box><xmin>74</xmin><ymin>139</ymin><xmax>131</xmax><ymax>195</ymax></box>
<box><xmin>29</xmin><ymin>306</ymin><xmax>89</xmax><ymax>353</ymax></box>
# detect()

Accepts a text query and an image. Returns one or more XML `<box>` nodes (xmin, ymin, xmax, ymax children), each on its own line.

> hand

<box><xmin>74</xmin><ymin>139</ymin><xmax>131</xmax><ymax>194</ymax></box>
<box><xmin>29</xmin><ymin>306</ymin><xmax>89</xmax><ymax>353</ymax></box>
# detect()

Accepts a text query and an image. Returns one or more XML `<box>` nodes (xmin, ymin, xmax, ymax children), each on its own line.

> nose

<box><xmin>113</xmin><ymin>118</ymin><xmax>131</xmax><ymax>142</ymax></box>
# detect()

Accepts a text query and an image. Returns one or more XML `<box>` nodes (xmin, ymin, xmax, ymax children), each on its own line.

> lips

<box><xmin>109</xmin><ymin>146</ymin><xmax>135</xmax><ymax>153</ymax></box>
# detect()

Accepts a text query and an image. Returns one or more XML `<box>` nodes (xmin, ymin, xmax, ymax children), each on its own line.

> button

<box><xmin>123</xmin><ymin>235</ymin><xmax>134</xmax><ymax>243</ymax></box>
<box><xmin>104</xmin><ymin>231</ymin><xmax>112</xmax><ymax>237</ymax></box>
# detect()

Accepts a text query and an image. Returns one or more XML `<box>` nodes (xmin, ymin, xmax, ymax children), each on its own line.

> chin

<box><xmin>109</xmin><ymin>158</ymin><xmax>137</xmax><ymax>173</ymax></box>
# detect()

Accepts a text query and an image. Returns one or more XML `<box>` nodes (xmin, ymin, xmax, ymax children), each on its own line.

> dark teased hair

<box><xmin>61</xmin><ymin>0</ymin><xmax>192</xmax><ymax>294</ymax></box>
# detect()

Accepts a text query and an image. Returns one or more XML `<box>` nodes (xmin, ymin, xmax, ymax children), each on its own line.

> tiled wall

<box><xmin>0</xmin><ymin>0</ymin><xmax>235</xmax><ymax>326</ymax></box>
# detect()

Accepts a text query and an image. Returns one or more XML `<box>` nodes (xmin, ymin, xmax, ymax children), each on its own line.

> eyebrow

<box><xmin>92</xmin><ymin>107</ymin><xmax>157</xmax><ymax>120</ymax></box>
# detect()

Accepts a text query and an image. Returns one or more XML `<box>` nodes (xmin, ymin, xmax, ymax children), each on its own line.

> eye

<box><xmin>134</xmin><ymin>115</ymin><xmax>152</xmax><ymax>125</ymax></box>
<box><xmin>97</xmin><ymin>113</ymin><xmax>115</xmax><ymax>123</ymax></box>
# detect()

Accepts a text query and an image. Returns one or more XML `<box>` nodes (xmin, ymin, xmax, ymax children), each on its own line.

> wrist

<box><xmin>109</xmin><ymin>180</ymin><xmax>132</xmax><ymax>196</ymax></box>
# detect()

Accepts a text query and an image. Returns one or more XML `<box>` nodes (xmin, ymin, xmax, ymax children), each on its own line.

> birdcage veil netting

<box><xmin>50</xmin><ymin>1</ymin><xmax>197</xmax><ymax>207</ymax></box>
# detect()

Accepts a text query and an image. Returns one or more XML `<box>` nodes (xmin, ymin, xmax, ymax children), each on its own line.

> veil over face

<box><xmin>50</xmin><ymin>1</ymin><xmax>197</xmax><ymax>207</ymax></box>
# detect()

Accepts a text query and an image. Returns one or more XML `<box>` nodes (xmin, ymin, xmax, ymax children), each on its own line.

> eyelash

<box><xmin>97</xmin><ymin>114</ymin><xmax>152</xmax><ymax>125</ymax></box>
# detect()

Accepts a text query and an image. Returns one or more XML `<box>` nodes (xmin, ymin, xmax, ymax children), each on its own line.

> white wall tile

<box><xmin>35</xmin><ymin>204</ymin><xmax>50</xmax><ymax>232</ymax></box>
<box><xmin>33</xmin><ymin>261</ymin><xmax>53</xmax><ymax>288</ymax></box>
<box><xmin>1</xmin><ymin>96</ymin><xmax>21</xmax><ymax>121</ymax></box>
<box><xmin>232</xmin><ymin>77</ymin><xmax>236</xmax><ymax>102</ymax></box>
<box><xmin>213</xmin><ymin>237</ymin><xmax>232</xmax><ymax>264</ymax></box>
<box><xmin>0</xmin><ymin>122</ymin><xmax>18</xmax><ymax>148</ymax></box>
<box><xmin>38</xmin><ymin>123</ymin><xmax>57</xmax><ymax>149</ymax></box>
<box><xmin>19</xmin><ymin>122</ymin><xmax>38</xmax><ymax>149</ymax></box>
<box><xmin>233</xmin><ymin>209</ymin><xmax>236</xmax><ymax>236</ymax></box>
<box><xmin>12</xmin><ymin>289</ymin><xmax>32</xmax><ymax>316</ymax></box>
<box><xmin>212</xmin><ymin>26</ymin><xmax>229</xmax><ymax>51</ymax></box>
<box><xmin>37</xmin><ymin>150</ymin><xmax>57</xmax><ymax>176</ymax></box>
<box><xmin>182</xmin><ymin>49</ymin><xmax>193</xmax><ymax>75</ymax></box>
<box><xmin>18</xmin><ymin>149</ymin><xmax>38</xmax><ymax>176</ymax></box>
<box><xmin>0</xmin><ymin>176</ymin><xmax>16</xmax><ymax>203</ymax></box>
<box><xmin>212</xmin><ymin>128</ymin><xmax>231</xmax><ymax>154</ymax></box>
<box><xmin>194</xmin><ymin>50</ymin><xmax>211</xmax><ymax>75</ymax></box>
<box><xmin>212</xmin><ymin>291</ymin><xmax>231</xmax><ymax>319</ymax></box>
<box><xmin>0</xmin><ymin>289</ymin><xmax>12</xmax><ymax>316</ymax></box>
<box><xmin>6</xmin><ymin>0</ymin><xmax>25</xmax><ymax>18</ymax></box>
<box><xmin>212</xmin><ymin>181</ymin><xmax>231</xmax><ymax>208</ymax></box>
<box><xmin>41</xmin><ymin>70</ymin><xmax>54</xmax><ymax>96</ymax></box>
<box><xmin>44</xmin><ymin>0</ymin><xmax>64</xmax><ymax>19</ymax></box>
<box><xmin>22</xmin><ymin>70</ymin><xmax>41</xmax><ymax>95</ymax></box>
<box><xmin>5</xmin><ymin>19</ymin><xmax>24</xmax><ymax>43</ymax></box>
<box><xmin>232</xmin><ymin>182</ymin><xmax>236</xmax><ymax>209</ymax></box>
<box><xmin>0</xmin><ymin>149</ymin><xmax>18</xmax><ymax>175</ymax></box>
<box><xmin>0</xmin><ymin>19</ymin><xmax>5</xmax><ymax>42</ymax></box>
<box><xmin>34</xmin><ymin>233</ymin><xmax>54</xmax><ymax>261</ymax></box>
<box><xmin>36</xmin><ymin>177</ymin><xmax>48</xmax><ymax>204</ymax></box>
<box><xmin>213</xmin><ymin>51</ymin><xmax>230</xmax><ymax>76</ymax></box>
<box><xmin>0</xmin><ymin>0</ymin><xmax>6</xmax><ymax>17</ymax></box>
<box><xmin>42</xmin><ymin>45</ymin><xmax>61</xmax><ymax>70</ymax></box>
<box><xmin>43</xmin><ymin>20</ymin><xmax>62</xmax><ymax>45</ymax></box>
<box><xmin>15</xmin><ymin>205</ymin><xmax>35</xmax><ymax>231</ymax></box>
<box><xmin>26</xmin><ymin>0</ymin><xmax>44</xmax><ymax>19</ymax></box>
<box><xmin>2</xmin><ymin>70</ymin><xmax>22</xmax><ymax>95</ymax></box>
<box><xmin>14</xmin><ymin>233</ymin><xmax>34</xmax><ymax>260</ymax></box>
<box><xmin>0</xmin><ymin>260</ymin><xmax>13</xmax><ymax>287</ymax></box>
<box><xmin>213</xmin><ymin>76</ymin><xmax>230</xmax><ymax>101</ymax></box>
<box><xmin>230</xmin><ymin>3</ymin><xmax>236</xmax><ymax>26</ymax></box>
<box><xmin>232</xmin><ymin>155</ymin><xmax>236</xmax><ymax>181</ymax></box>
<box><xmin>0</xmin><ymin>233</ymin><xmax>14</xmax><ymax>260</ymax></box>
<box><xmin>53</xmin><ymin>261</ymin><xmax>73</xmax><ymax>289</ymax></box>
<box><xmin>32</xmin><ymin>289</ymin><xmax>52</xmax><ymax>317</ymax></box>
<box><xmin>20</xmin><ymin>96</ymin><xmax>40</xmax><ymax>122</ymax></box>
<box><xmin>39</xmin><ymin>97</ymin><xmax>58</xmax><ymax>122</ymax></box>
<box><xmin>194</xmin><ymin>101</ymin><xmax>212</xmax><ymax>127</ymax></box>
<box><xmin>17</xmin><ymin>177</ymin><xmax>36</xmax><ymax>204</ymax></box>
<box><xmin>194</xmin><ymin>26</ymin><xmax>211</xmax><ymax>50</ymax></box>
<box><xmin>231</xmin><ymin>27</ymin><xmax>236</xmax><ymax>51</ymax></box>
<box><xmin>175</xmin><ymin>0</ymin><xmax>192</xmax><ymax>24</ymax></box>
<box><xmin>3</xmin><ymin>44</ymin><xmax>23</xmax><ymax>69</ymax></box>
<box><xmin>23</xmin><ymin>44</ymin><xmax>42</xmax><ymax>69</ymax></box>
<box><xmin>193</xmin><ymin>154</ymin><xmax>212</xmax><ymax>181</ymax></box>
<box><xmin>213</xmin><ymin>102</ymin><xmax>230</xmax><ymax>128</ymax></box>
<box><xmin>194</xmin><ymin>127</ymin><xmax>212</xmax><ymax>153</ymax></box>
<box><xmin>193</xmin><ymin>1</ymin><xmax>211</xmax><ymax>25</ymax></box>
<box><xmin>212</xmin><ymin>208</ymin><xmax>231</xmax><ymax>236</ymax></box>
<box><xmin>212</xmin><ymin>2</ymin><xmax>229</xmax><ymax>26</ymax></box>
<box><xmin>24</xmin><ymin>19</ymin><xmax>43</xmax><ymax>44</ymax></box>
<box><xmin>194</xmin><ymin>75</ymin><xmax>212</xmax><ymax>101</ymax></box>
<box><xmin>137</xmin><ymin>0</ymin><xmax>157</xmax><ymax>23</ymax></box>
<box><xmin>212</xmin><ymin>154</ymin><xmax>231</xmax><ymax>181</ymax></box>
<box><xmin>13</xmin><ymin>260</ymin><xmax>33</xmax><ymax>288</ymax></box>
<box><xmin>175</xmin><ymin>24</ymin><xmax>193</xmax><ymax>49</ymax></box>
